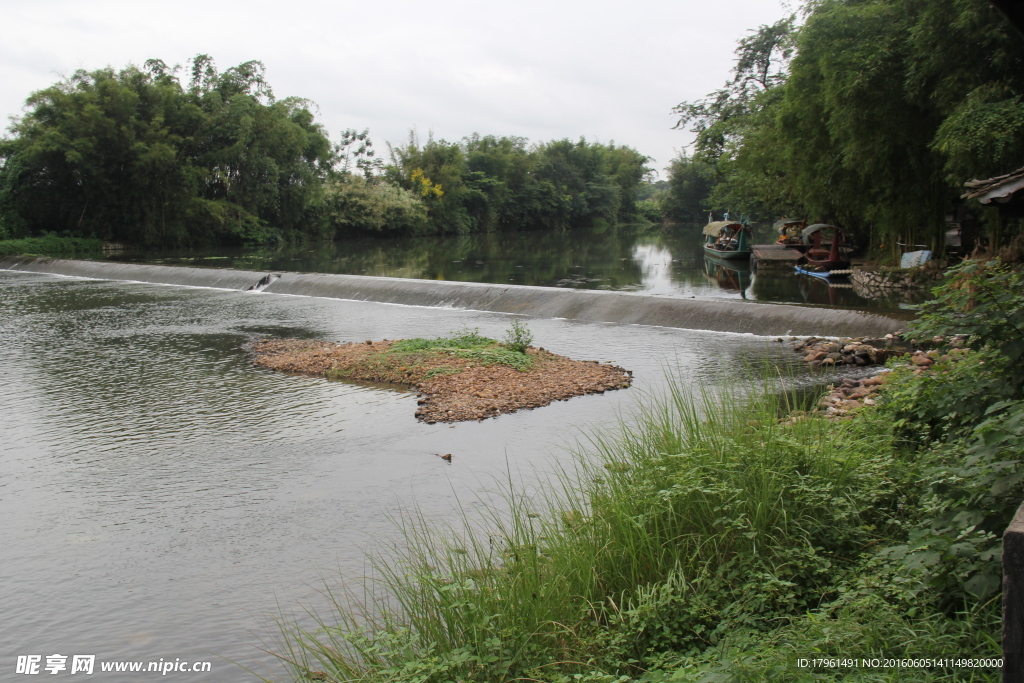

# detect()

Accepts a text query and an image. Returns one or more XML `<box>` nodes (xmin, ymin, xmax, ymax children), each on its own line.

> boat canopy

<box><xmin>702</xmin><ymin>220</ymin><xmax>743</xmax><ymax>237</ymax></box>
<box><xmin>773</xmin><ymin>218</ymin><xmax>804</xmax><ymax>232</ymax></box>
<box><xmin>798</xmin><ymin>224</ymin><xmax>847</xmax><ymax>245</ymax></box>
<box><xmin>802</xmin><ymin>223</ymin><xmax>839</xmax><ymax>238</ymax></box>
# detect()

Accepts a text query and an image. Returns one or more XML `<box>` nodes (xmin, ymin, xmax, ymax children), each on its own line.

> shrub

<box><xmin>502</xmin><ymin>320</ymin><xmax>533</xmax><ymax>353</ymax></box>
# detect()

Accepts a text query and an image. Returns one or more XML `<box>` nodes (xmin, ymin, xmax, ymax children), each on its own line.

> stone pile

<box><xmin>816</xmin><ymin>374</ymin><xmax>888</xmax><ymax>418</ymax></box>
<box><xmin>791</xmin><ymin>334</ymin><xmax>914</xmax><ymax>367</ymax></box>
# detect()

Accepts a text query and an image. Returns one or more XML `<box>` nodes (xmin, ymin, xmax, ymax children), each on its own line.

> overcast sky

<box><xmin>1</xmin><ymin>0</ymin><xmax>792</xmax><ymax>176</ymax></box>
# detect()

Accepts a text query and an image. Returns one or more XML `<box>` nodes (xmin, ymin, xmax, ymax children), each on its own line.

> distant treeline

<box><xmin>660</xmin><ymin>0</ymin><xmax>1024</xmax><ymax>257</ymax></box>
<box><xmin>0</xmin><ymin>56</ymin><xmax>651</xmax><ymax>248</ymax></box>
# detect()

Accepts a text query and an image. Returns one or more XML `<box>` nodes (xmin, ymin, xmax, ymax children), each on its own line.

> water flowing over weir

<box><xmin>0</xmin><ymin>256</ymin><xmax>909</xmax><ymax>337</ymax></box>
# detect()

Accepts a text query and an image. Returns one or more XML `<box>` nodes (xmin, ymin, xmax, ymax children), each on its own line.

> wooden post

<box><xmin>1003</xmin><ymin>501</ymin><xmax>1024</xmax><ymax>681</ymax></box>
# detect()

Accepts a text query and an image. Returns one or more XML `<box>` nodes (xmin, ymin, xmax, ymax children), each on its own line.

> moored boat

<box><xmin>702</xmin><ymin>220</ymin><xmax>752</xmax><ymax>260</ymax></box>
<box><xmin>795</xmin><ymin>264</ymin><xmax>842</xmax><ymax>279</ymax></box>
<box><xmin>774</xmin><ymin>218</ymin><xmax>806</xmax><ymax>247</ymax></box>
<box><xmin>800</xmin><ymin>223</ymin><xmax>851</xmax><ymax>270</ymax></box>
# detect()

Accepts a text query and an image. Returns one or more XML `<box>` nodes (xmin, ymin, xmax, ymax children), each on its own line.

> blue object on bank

<box><xmin>900</xmin><ymin>250</ymin><xmax>932</xmax><ymax>269</ymax></box>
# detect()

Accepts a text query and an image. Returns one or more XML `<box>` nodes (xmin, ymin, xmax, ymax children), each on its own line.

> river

<box><xmin>98</xmin><ymin>224</ymin><xmax>928</xmax><ymax>313</ymax></box>
<box><xmin>1</xmin><ymin>267</ymin><xmax>846</xmax><ymax>681</ymax></box>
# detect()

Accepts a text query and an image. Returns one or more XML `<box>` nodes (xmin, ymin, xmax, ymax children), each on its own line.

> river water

<box><xmin>2</xmin><ymin>268</ymin><xmax>814</xmax><ymax>681</ymax></box>
<box><xmin>100</xmin><ymin>225</ymin><xmax>928</xmax><ymax>313</ymax></box>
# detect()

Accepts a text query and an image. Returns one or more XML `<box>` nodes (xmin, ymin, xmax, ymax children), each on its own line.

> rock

<box><xmin>911</xmin><ymin>355</ymin><xmax>934</xmax><ymax>367</ymax></box>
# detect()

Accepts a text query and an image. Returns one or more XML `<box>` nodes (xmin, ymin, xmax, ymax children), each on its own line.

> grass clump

<box><xmin>322</xmin><ymin>326</ymin><xmax>536</xmax><ymax>385</ymax></box>
<box><xmin>390</xmin><ymin>327</ymin><xmax>495</xmax><ymax>353</ymax></box>
<box><xmin>275</xmin><ymin>369</ymin><xmax>1002</xmax><ymax>682</ymax></box>
<box><xmin>386</xmin><ymin>326</ymin><xmax>536</xmax><ymax>373</ymax></box>
<box><xmin>0</xmin><ymin>235</ymin><xmax>104</xmax><ymax>257</ymax></box>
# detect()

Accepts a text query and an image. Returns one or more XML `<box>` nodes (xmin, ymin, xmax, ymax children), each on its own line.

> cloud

<box><xmin>0</xmin><ymin>0</ymin><xmax>792</xmax><ymax>169</ymax></box>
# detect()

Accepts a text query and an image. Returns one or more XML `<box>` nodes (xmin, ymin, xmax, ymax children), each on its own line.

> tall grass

<box><xmin>271</xmin><ymin>375</ymin><xmax>998</xmax><ymax>682</ymax></box>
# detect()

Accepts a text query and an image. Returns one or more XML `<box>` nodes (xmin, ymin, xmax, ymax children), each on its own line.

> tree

<box><xmin>678</xmin><ymin>0</ymin><xmax>1024</xmax><ymax>254</ymax></box>
<box><xmin>660</xmin><ymin>153</ymin><xmax>714</xmax><ymax>222</ymax></box>
<box><xmin>673</xmin><ymin>16</ymin><xmax>795</xmax><ymax>162</ymax></box>
<box><xmin>0</xmin><ymin>56</ymin><xmax>332</xmax><ymax>247</ymax></box>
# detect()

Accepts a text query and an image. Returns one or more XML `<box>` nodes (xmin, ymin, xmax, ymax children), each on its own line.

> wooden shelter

<box><xmin>963</xmin><ymin>167</ymin><xmax>1024</xmax><ymax>218</ymax></box>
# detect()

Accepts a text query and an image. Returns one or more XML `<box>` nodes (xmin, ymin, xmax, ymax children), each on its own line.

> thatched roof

<box><xmin>963</xmin><ymin>167</ymin><xmax>1024</xmax><ymax>205</ymax></box>
<box><xmin>702</xmin><ymin>221</ymin><xmax>743</xmax><ymax>236</ymax></box>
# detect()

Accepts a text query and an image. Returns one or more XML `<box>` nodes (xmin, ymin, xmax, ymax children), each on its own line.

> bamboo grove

<box><xmin>0</xmin><ymin>56</ymin><xmax>651</xmax><ymax>248</ymax></box>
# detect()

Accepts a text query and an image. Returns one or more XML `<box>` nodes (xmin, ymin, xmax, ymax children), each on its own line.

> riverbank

<box><xmin>279</xmin><ymin>260</ymin><xmax>1023</xmax><ymax>682</ymax></box>
<box><xmin>281</xmin><ymin>358</ymin><xmax>1003</xmax><ymax>682</ymax></box>
<box><xmin>0</xmin><ymin>235</ymin><xmax>103</xmax><ymax>257</ymax></box>
<box><xmin>249</xmin><ymin>331</ymin><xmax>631</xmax><ymax>423</ymax></box>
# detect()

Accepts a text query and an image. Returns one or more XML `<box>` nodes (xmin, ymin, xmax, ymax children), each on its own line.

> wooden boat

<box><xmin>702</xmin><ymin>220</ymin><xmax>751</xmax><ymax>260</ymax></box>
<box><xmin>799</xmin><ymin>223</ymin><xmax>850</xmax><ymax>270</ymax></box>
<box><xmin>795</xmin><ymin>264</ymin><xmax>838</xmax><ymax>280</ymax></box>
<box><xmin>773</xmin><ymin>218</ymin><xmax>806</xmax><ymax>248</ymax></box>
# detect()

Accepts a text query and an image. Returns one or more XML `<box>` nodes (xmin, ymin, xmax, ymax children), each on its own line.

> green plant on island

<box><xmin>388</xmin><ymin>325</ymin><xmax>536</xmax><ymax>372</ymax></box>
<box><xmin>501</xmin><ymin>320</ymin><xmax>533</xmax><ymax>354</ymax></box>
<box><xmin>324</xmin><ymin>326</ymin><xmax>537</xmax><ymax>385</ymax></box>
<box><xmin>389</xmin><ymin>326</ymin><xmax>495</xmax><ymax>353</ymax></box>
<box><xmin>273</xmin><ymin>262</ymin><xmax>1020</xmax><ymax>682</ymax></box>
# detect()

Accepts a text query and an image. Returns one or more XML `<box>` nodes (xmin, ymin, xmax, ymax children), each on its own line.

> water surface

<box><xmin>2</xmin><ymin>270</ymin><xmax>820</xmax><ymax>681</ymax></box>
<box><xmin>100</xmin><ymin>225</ymin><xmax>929</xmax><ymax>313</ymax></box>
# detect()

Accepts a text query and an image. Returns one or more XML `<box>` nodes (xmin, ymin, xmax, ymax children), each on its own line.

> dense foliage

<box><xmin>667</xmin><ymin>0</ymin><xmax>1024</xmax><ymax>256</ymax></box>
<box><xmin>0</xmin><ymin>59</ymin><xmax>652</xmax><ymax>247</ymax></box>
<box><xmin>0</xmin><ymin>57</ymin><xmax>332</xmax><ymax>247</ymax></box>
<box><xmin>658</xmin><ymin>155</ymin><xmax>714</xmax><ymax>223</ymax></box>
<box><xmin>384</xmin><ymin>133</ymin><xmax>652</xmax><ymax>235</ymax></box>
<box><xmin>271</xmin><ymin>264</ymin><xmax>1020</xmax><ymax>682</ymax></box>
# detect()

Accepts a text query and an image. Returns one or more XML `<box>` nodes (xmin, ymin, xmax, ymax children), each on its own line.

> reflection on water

<box><xmin>703</xmin><ymin>257</ymin><xmax>753</xmax><ymax>298</ymax></box>
<box><xmin>1</xmin><ymin>270</ymin><xmax>817</xmax><ymax>682</ymax></box>
<box><xmin>98</xmin><ymin>224</ymin><xmax>929</xmax><ymax>312</ymax></box>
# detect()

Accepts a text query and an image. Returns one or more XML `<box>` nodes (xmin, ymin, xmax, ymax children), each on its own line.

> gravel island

<box><xmin>249</xmin><ymin>336</ymin><xmax>632</xmax><ymax>423</ymax></box>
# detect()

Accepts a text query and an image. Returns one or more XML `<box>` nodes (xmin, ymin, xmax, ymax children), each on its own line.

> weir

<box><xmin>0</xmin><ymin>256</ymin><xmax>910</xmax><ymax>337</ymax></box>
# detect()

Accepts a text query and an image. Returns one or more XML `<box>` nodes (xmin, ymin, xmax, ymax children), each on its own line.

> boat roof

<box><xmin>702</xmin><ymin>220</ymin><xmax>744</xmax><ymax>236</ymax></box>
<box><xmin>801</xmin><ymin>223</ymin><xmax>842</xmax><ymax>237</ymax></box>
<box><xmin>773</xmin><ymin>218</ymin><xmax>804</xmax><ymax>232</ymax></box>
